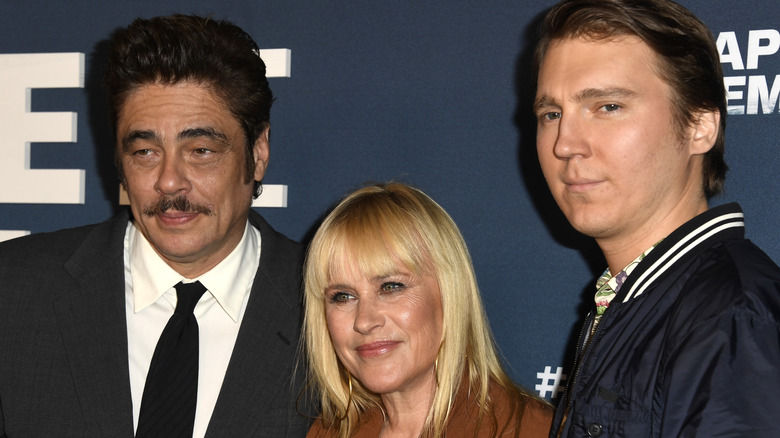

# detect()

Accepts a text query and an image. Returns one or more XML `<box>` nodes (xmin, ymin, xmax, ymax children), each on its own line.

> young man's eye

<box><xmin>602</xmin><ymin>104</ymin><xmax>620</xmax><ymax>112</ymax></box>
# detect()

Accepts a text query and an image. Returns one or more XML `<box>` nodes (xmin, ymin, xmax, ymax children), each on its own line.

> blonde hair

<box><xmin>302</xmin><ymin>182</ymin><xmax>533</xmax><ymax>437</ymax></box>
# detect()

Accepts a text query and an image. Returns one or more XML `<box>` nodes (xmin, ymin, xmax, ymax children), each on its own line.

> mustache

<box><xmin>142</xmin><ymin>196</ymin><xmax>213</xmax><ymax>216</ymax></box>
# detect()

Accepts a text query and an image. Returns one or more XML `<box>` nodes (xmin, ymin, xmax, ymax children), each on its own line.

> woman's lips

<box><xmin>355</xmin><ymin>341</ymin><xmax>400</xmax><ymax>358</ymax></box>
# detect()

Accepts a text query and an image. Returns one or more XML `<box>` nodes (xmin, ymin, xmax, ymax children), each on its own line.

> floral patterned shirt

<box><xmin>591</xmin><ymin>243</ymin><xmax>659</xmax><ymax>334</ymax></box>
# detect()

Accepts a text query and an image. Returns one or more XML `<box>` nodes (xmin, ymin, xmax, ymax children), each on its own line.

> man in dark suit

<box><xmin>0</xmin><ymin>15</ymin><xmax>310</xmax><ymax>437</ymax></box>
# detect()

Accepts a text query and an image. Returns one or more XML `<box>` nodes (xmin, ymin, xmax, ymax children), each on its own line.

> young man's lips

<box><xmin>355</xmin><ymin>341</ymin><xmax>400</xmax><ymax>357</ymax></box>
<box><xmin>565</xmin><ymin>179</ymin><xmax>603</xmax><ymax>193</ymax></box>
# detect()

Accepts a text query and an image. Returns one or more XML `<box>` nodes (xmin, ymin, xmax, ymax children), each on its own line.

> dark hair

<box><xmin>535</xmin><ymin>0</ymin><xmax>727</xmax><ymax>197</ymax></box>
<box><xmin>104</xmin><ymin>14</ymin><xmax>273</xmax><ymax>197</ymax></box>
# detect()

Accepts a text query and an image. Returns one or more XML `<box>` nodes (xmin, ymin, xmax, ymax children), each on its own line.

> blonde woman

<box><xmin>302</xmin><ymin>182</ymin><xmax>552</xmax><ymax>437</ymax></box>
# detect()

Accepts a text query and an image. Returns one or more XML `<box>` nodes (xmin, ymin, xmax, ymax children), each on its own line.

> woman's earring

<box><xmin>434</xmin><ymin>356</ymin><xmax>439</xmax><ymax>387</ymax></box>
<box><xmin>339</xmin><ymin>370</ymin><xmax>354</xmax><ymax>420</ymax></box>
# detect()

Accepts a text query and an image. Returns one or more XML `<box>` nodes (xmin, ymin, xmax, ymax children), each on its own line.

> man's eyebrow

<box><xmin>178</xmin><ymin>127</ymin><xmax>229</xmax><ymax>143</ymax></box>
<box><xmin>574</xmin><ymin>87</ymin><xmax>637</xmax><ymax>102</ymax></box>
<box><xmin>121</xmin><ymin>130</ymin><xmax>157</xmax><ymax>151</ymax></box>
<box><xmin>533</xmin><ymin>95</ymin><xmax>559</xmax><ymax>112</ymax></box>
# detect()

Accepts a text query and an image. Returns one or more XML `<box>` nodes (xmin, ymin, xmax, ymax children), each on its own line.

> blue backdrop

<box><xmin>1</xmin><ymin>0</ymin><xmax>778</xmax><ymax>403</ymax></box>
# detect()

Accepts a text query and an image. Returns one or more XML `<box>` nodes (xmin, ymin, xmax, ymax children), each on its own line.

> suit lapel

<box><xmin>54</xmin><ymin>212</ymin><xmax>135</xmax><ymax>437</ymax></box>
<box><xmin>206</xmin><ymin>212</ymin><xmax>306</xmax><ymax>437</ymax></box>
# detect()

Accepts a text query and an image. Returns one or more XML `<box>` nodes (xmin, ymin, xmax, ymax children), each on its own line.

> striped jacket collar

<box><xmin>613</xmin><ymin>203</ymin><xmax>745</xmax><ymax>305</ymax></box>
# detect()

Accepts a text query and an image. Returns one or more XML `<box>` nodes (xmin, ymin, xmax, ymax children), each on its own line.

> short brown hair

<box><xmin>104</xmin><ymin>14</ymin><xmax>273</xmax><ymax>197</ymax></box>
<box><xmin>535</xmin><ymin>0</ymin><xmax>727</xmax><ymax>197</ymax></box>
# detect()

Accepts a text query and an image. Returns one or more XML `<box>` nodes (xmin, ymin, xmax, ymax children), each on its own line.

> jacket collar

<box><xmin>614</xmin><ymin>203</ymin><xmax>745</xmax><ymax>305</ymax></box>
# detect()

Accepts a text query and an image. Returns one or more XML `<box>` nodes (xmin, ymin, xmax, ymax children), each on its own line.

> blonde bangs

<box><xmin>319</xmin><ymin>196</ymin><xmax>433</xmax><ymax>292</ymax></box>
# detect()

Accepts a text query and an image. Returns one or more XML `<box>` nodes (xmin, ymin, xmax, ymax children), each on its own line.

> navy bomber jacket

<box><xmin>551</xmin><ymin>203</ymin><xmax>780</xmax><ymax>438</ymax></box>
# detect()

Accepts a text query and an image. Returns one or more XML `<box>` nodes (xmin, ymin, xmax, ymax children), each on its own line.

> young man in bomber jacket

<box><xmin>533</xmin><ymin>0</ymin><xmax>780</xmax><ymax>436</ymax></box>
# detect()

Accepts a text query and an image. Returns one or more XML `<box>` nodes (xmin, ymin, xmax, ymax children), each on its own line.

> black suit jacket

<box><xmin>0</xmin><ymin>209</ymin><xmax>311</xmax><ymax>437</ymax></box>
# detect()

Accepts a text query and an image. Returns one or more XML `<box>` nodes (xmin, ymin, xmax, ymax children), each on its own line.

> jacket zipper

<box><xmin>562</xmin><ymin>308</ymin><xmax>604</xmax><ymax>417</ymax></box>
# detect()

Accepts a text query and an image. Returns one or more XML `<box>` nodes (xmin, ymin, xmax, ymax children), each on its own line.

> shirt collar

<box><xmin>129</xmin><ymin>220</ymin><xmax>260</xmax><ymax>322</ymax></box>
<box><xmin>596</xmin><ymin>242</ymin><xmax>659</xmax><ymax>296</ymax></box>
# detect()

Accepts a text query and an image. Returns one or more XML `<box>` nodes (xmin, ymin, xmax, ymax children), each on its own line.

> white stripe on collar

<box><xmin>622</xmin><ymin>212</ymin><xmax>744</xmax><ymax>303</ymax></box>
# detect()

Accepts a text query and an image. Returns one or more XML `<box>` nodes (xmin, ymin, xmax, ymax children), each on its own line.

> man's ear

<box><xmin>252</xmin><ymin>126</ymin><xmax>270</xmax><ymax>181</ymax></box>
<box><xmin>689</xmin><ymin>110</ymin><xmax>719</xmax><ymax>155</ymax></box>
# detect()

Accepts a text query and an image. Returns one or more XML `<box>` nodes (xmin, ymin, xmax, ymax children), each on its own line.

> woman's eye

<box><xmin>380</xmin><ymin>282</ymin><xmax>404</xmax><ymax>293</ymax></box>
<box><xmin>328</xmin><ymin>292</ymin><xmax>353</xmax><ymax>303</ymax></box>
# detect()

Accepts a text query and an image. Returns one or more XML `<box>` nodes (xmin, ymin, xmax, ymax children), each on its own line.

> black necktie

<box><xmin>136</xmin><ymin>281</ymin><xmax>207</xmax><ymax>438</ymax></box>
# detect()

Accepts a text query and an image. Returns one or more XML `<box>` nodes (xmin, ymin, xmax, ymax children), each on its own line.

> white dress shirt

<box><xmin>124</xmin><ymin>220</ymin><xmax>261</xmax><ymax>438</ymax></box>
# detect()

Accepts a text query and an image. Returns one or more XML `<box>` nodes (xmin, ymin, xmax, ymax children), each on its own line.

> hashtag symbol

<box><xmin>535</xmin><ymin>366</ymin><xmax>567</xmax><ymax>399</ymax></box>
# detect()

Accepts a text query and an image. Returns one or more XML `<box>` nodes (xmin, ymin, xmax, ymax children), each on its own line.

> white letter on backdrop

<box><xmin>0</xmin><ymin>53</ymin><xmax>85</xmax><ymax>204</ymax></box>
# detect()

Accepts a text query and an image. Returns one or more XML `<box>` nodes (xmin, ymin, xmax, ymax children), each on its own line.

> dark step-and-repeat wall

<box><xmin>2</xmin><ymin>0</ymin><xmax>778</xmax><ymax>402</ymax></box>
